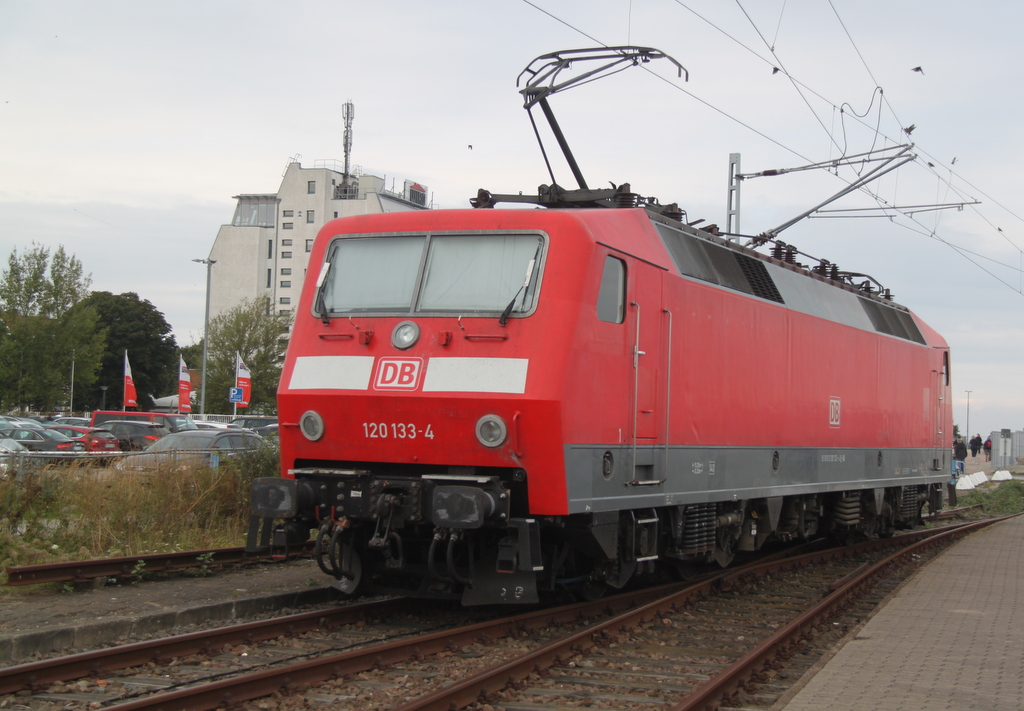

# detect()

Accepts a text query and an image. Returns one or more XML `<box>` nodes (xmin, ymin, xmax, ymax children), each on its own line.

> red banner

<box><xmin>178</xmin><ymin>357</ymin><xmax>192</xmax><ymax>413</ymax></box>
<box><xmin>123</xmin><ymin>351</ymin><xmax>137</xmax><ymax>409</ymax></box>
<box><xmin>235</xmin><ymin>352</ymin><xmax>251</xmax><ymax>408</ymax></box>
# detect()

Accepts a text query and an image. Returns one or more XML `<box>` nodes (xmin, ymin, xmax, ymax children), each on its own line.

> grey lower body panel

<box><xmin>563</xmin><ymin>443</ymin><xmax>947</xmax><ymax>514</ymax></box>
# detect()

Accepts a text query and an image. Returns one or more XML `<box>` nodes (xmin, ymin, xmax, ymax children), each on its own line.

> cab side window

<box><xmin>597</xmin><ymin>255</ymin><xmax>626</xmax><ymax>324</ymax></box>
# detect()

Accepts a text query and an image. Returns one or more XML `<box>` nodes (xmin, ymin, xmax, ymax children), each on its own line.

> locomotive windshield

<box><xmin>319</xmin><ymin>232</ymin><xmax>544</xmax><ymax>315</ymax></box>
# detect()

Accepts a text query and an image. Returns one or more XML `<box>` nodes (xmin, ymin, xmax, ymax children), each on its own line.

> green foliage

<box><xmin>190</xmin><ymin>550</ymin><xmax>216</xmax><ymax>578</ymax></box>
<box><xmin>957</xmin><ymin>480</ymin><xmax>1024</xmax><ymax>515</ymax></box>
<box><xmin>0</xmin><ymin>244</ymin><xmax>103</xmax><ymax>412</ymax></box>
<box><xmin>78</xmin><ymin>291</ymin><xmax>178</xmax><ymax>411</ymax></box>
<box><xmin>129</xmin><ymin>559</ymin><xmax>147</xmax><ymax>584</ymax></box>
<box><xmin>0</xmin><ymin>244</ymin><xmax>90</xmax><ymax>317</ymax></box>
<box><xmin>205</xmin><ymin>296</ymin><xmax>288</xmax><ymax>414</ymax></box>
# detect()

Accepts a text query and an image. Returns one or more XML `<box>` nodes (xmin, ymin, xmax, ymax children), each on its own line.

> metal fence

<box><xmin>989</xmin><ymin>429</ymin><xmax>1024</xmax><ymax>469</ymax></box>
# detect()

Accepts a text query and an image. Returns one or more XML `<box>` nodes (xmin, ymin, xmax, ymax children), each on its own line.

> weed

<box><xmin>0</xmin><ymin>445</ymin><xmax>281</xmax><ymax>595</ymax></box>
<box><xmin>958</xmin><ymin>480</ymin><xmax>1024</xmax><ymax>515</ymax></box>
<box><xmin>190</xmin><ymin>551</ymin><xmax>216</xmax><ymax>578</ymax></box>
<box><xmin>130</xmin><ymin>559</ymin><xmax>147</xmax><ymax>584</ymax></box>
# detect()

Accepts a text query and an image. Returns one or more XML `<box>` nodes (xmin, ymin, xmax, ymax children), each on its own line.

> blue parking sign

<box><xmin>229</xmin><ymin>387</ymin><xmax>244</xmax><ymax>403</ymax></box>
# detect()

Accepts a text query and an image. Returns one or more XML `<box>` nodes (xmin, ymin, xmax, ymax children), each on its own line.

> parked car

<box><xmin>0</xmin><ymin>438</ymin><xmax>27</xmax><ymax>453</ymax></box>
<box><xmin>117</xmin><ymin>429</ymin><xmax>263</xmax><ymax>470</ymax></box>
<box><xmin>90</xmin><ymin>411</ymin><xmax>198</xmax><ymax>433</ymax></box>
<box><xmin>46</xmin><ymin>426</ymin><xmax>121</xmax><ymax>453</ymax></box>
<box><xmin>0</xmin><ymin>438</ymin><xmax>29</xmax><ymax>475</ymax></box>
<box><xmin>0</xmin><ymin>427</ymin><xmax>85</xmax><ymax>452</ymax></box>
<box><xmin>50</xmin><ymin>416</ymin><xmax>91</xmax><ymax>426</ymax></box>
<box><xmin>7</xmin><ymin>417</ymin><xmax>44</xmax><ymax>430</ymax></box>
<box><xmin>253</xmin><ymin>423</ymin><xmax>278</xmax><ymax>439</ymax></box>
<box><xmin>103</xmin><ymin>420</ymin><xmax>170</xmax><ymax>451</ymax></box>
<box><xmin>230</xmin><ymin>416</ymin><xmax>277</xmax><ymax>430</ymax></box>
<box><xmin>193</xmin><ymin>420</ymin><xmax>242</xmax><ymax>430</ymax></box>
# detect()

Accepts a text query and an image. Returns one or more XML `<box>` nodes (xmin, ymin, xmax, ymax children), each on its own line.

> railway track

<box><xmin>3</xmin><ymin>542</ymin><xmax>315</xmax><ymax>587</ymax></box>
<box><xmin>0</xmin><ymin>517</ymin><xmax>1003</xmax><ymax>711</ymax></box>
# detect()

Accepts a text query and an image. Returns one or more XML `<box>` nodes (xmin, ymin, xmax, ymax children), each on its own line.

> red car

<box><xmin>46</xmin><ymin>426</ymin><xmax>121</xmax><ymax>453</ymax></box>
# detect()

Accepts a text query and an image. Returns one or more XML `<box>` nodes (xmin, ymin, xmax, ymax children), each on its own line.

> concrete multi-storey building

<box><xmin>207</xmin><ymin>158</ymin><xmax>428</xmax><ymax>320</ymax></box>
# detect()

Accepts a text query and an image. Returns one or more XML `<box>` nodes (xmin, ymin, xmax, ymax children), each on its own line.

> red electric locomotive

<box><xmin>247</xmin><ymin>48</ymin><xmax>951</xmax><ymax>604</ymax></box>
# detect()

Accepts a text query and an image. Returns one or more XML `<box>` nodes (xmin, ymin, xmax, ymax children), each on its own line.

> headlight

<box><xmin>299</xmin><ymin>410</ymin><xmax>325</xmax><ymax>441</ymax></box>
<box><xmin>391</xmin><ymin>321</ymin><xmax>420</xmax><ymax>350</ymax></box>
<box><xmin>475</xmin><ymin>414</ymin><xmax>507</xmax><ymax>448</ymax></box>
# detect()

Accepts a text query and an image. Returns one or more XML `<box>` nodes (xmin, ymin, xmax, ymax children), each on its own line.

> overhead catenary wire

<box><xmin>519</xmin><ymin>0</ymin><xmax>1024</xmax><ymax>291</ymax></box>
<box><xmin>666</xmin><ymin>0</ymin><xmax>1024</xmax><ymax>260</ymax></box>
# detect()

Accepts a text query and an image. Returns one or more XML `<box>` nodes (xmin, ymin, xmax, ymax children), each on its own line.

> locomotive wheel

<box><xmin>669</xmin><ymin>559</ymin><xmax>700</xmax><ymax>581</ymax></box>
<box><xmin>579</xmin><ymin>580</ymin><xmax>610</xmax><ymax>601</ymax></box>
<box><xmin>314</xmin><ymin>526</ymin><xmax>334</xmax><ymax>577</ymax></box>
<box><xmin>331</xmin><ymin>540</ymin><xmax>363</xmax><ymax>597</ymax></box>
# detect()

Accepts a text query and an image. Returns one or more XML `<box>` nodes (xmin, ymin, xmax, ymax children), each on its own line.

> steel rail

<box><xmin>0</xmin><ymin>596</ymin><xmax>405</xmax><ymax>695</ymax></box>
<box><xmin>100</xmin><ymin>582</ymin><xmax>698</xmax><ymax>711</ymax></box>
<box><xmin>4</xmin><ymin>542</ymin><xmax>315</xmax><ymax>586</ymax></box>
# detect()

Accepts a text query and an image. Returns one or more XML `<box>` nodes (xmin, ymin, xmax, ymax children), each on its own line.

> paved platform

<box><xmin>0</xmin><ymin>558</ymin><xmax>337</xmax><ymax>663</ymax></box>
<box><xmin>780</xmin><ymin>514</ymin><xmax>1024</xmax><ymax>710</ymax></box>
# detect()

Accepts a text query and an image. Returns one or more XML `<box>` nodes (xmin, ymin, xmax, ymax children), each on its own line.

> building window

<box><xmin>281</xmin><ymin>251</ymin><xmax>292</xmax><ymax>259</ymax></box>
<box><xmin>232</xmin><ymin>197</ymin><xmax>276</xmax><ymax>227</ymax></box>
<box><xmin>306</xmin><ymin>210</ymin><xmax>315</xmax><ymax>223</ymax></box>
<box><xmin>281</xmin><ymin>268</ymin><xmax>292</xmax><ymax>275</ymax></box>
<box><xmin>279</xmin><ymin>297</ymin><xmax>291</xmax><ymax>305</ymax></box>
<box><xmin>334</xmin><ymin>211</ymin><xmax>338</xmax><ymax>218</ymax></box>
<box><xmin>280</xmin><ymin>280</ymin><xmax>291</xmax><ymax>288</ymax></box>
<box><xmin>281</xmin><ymin>239</ymin><xmax>292</xmax><ymax>246</ymax></box>
<box><xmin>307</xmin><ymin>180</ymin><xmax>316</xmax><ymax>194</ymax></box>
<box><xmin>283</xmin><ymin>222</ymin><xmax>294</xmax><ymax>230</ymax></box>
<box><xmin>305</xmin><ymin>239</ymin><xmax>313</xmax><ymax>252</ymax></box>
<box><xmin>282</xmin><ymin>210</ymin><xmax>294</xmax><ymax>217</ymax></box>
<box><xmin>266</xmin><ymin>269</ymin><xmax>272</xmax><ymax>288</ymax></box>
<box><xmin>279</xmin><ymin>309</ymin><xmax>291</xmax><ymax>315</ymax></box>
<box><xmin>267</xmin><ymin>240</ymin><xmax>273</xmax><ymax>258</ymax></box>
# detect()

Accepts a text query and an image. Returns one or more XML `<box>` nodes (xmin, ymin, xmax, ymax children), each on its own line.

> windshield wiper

<box><xmin>499</xmin><ymin>248</ymin><xmax>539</xmax><ymax>326</ymax></box>
<box><xmin>313</xmin><ymin>261</ymin><xmax>332</xmax><ymax>325</ymax></box>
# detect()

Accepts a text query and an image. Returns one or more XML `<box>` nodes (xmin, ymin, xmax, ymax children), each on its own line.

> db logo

<box><xmin>374</xmin><ymin>358</ymin><xmax>423</xmax><ymax>390</ymax></box>
<box><xmin>829</xmin><ymin>397</ymin><xmax>841</xmax><ymax>428</ymax></box>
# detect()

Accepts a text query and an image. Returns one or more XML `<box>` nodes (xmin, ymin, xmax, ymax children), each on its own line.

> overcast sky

<box><xmin>1</xmin><ymin>0</ymin><xmax>1021</xmax><ymax>436</ymax></box>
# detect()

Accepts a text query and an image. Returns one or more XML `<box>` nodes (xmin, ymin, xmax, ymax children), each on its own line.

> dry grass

<box><xmin>0</xmin><ymin>445</ymin><xmax>279</xmax><ymax>589</ymax></box>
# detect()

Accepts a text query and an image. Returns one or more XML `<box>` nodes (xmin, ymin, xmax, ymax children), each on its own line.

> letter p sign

<box><xmin>374</xmin><ymin>358</ymin><xmax>423</xmax><ymax>390</ymax></box>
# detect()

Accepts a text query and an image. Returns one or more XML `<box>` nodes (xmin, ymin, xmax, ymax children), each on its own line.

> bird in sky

<box><xmin>903</xmin><ymin>124</ymin><xmax>916</xmax><ymax>135</ymax></box>
<box><xmin>912</xmin><ymin>66</ymin><xmax>924</xmax><ymax>74</ymax></box>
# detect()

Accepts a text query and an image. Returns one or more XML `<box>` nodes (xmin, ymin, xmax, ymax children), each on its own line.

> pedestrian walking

<box><xmin>969</xmin><ymin>434</ymin><xmax>982</xmax><ymax>462</ymax></box>
<box><xmin>984</xmin><ymin>437</ymin><xmax>992</xmax><ymax>462</ymax></box>
<box><xmin>954</xmin><ymin>436</ymin><xmax>967</xmax><ymax>476</ymax></box>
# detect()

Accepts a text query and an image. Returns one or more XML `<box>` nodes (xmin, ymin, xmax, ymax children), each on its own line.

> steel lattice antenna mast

<box><xmin>342</xmin><ymin>101</ymin><xmax>354</xmax><ymax>194</ymax></box>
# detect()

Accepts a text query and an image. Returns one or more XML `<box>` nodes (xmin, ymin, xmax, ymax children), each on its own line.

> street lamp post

<box><xmin>193</xmin><ymin>258</ymin><xmax>216</xmax><ymax>415</ymax></box>
<box><xmin>100</xmin><ymin>385</ymin><xmax>108</xmax><ymax>411</ymax></box>
<box><xmin>965</xmin><ymin>390</ymin><xmax>972</xmax><ymax>441</ymax></box>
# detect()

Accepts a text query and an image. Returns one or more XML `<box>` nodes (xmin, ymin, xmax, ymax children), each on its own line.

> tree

<box><xmin>0</xmin><ymin>244</ymin><xmax>103</xmax><ymax>413</ymax></box>
<box><xmin>205</xmin><ymin>296</ymin><xmax>289</xmax><ymax>414</ymax></box>
<box><xmin>78</xmin><ymin>292</ymin><xmax>178</xmax><ymax>411</ymax></box>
